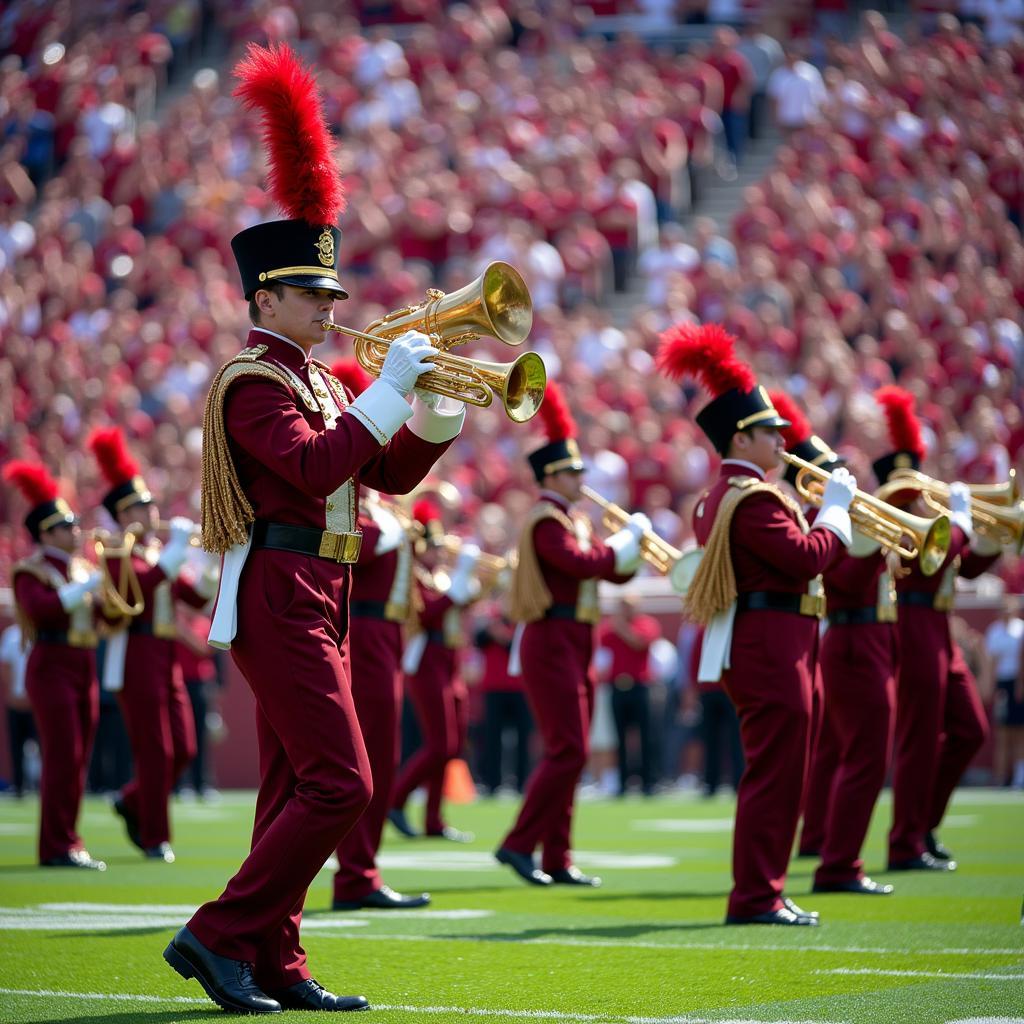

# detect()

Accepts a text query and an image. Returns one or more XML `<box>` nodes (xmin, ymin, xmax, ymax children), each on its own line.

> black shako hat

<box><xmin>527</xmin><ymin>381</ymin><xmax>585</xmax><ymax>483</ymax></box>
<box><xmin>3</xmin><ymin>461</ymin><xmax>77</xmax><ymax>541</ymax></box>
<box><xmin>694</xmin><ymin>385</ymin><xmax>790</xmax><ymax>456</ymax></box>
<box><xmin>231</xmin><ymin>220</ymin><xmax>348</xmax><ymax>300</ymax></box>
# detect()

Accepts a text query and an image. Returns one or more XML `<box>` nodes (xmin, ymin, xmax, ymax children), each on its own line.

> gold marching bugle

<box><xmin>581</xmin><ymin>485</ymin><xmax>691</xmax><ymax>593</ymax></box>
<box><xmin>321</xmin><ymin>261</ymin><xmax>546</xmax><ymax>423</ymax></box>
<box><xmin>782</xmin><ymin>453</ymin><xmax>951</xmax><ymax>576</ymax></box>
<box><xmin>877</xmin><ymin>468</ymin><xmax>1024</xmax><ymax>552</ymax></box>
<box><xmin>90</xmin><ymin>529</ymin><xmax>145</xmax><ymax>618</ymax></box>
<box><xmin>439</xmin><ymin>535</ymin><xmax>512</xmax><ymax>577</ymax></box>
<box><xmin>154</xmin><ymin>519</ymin><xmax>203</xmax><ymax>547</ymax></box>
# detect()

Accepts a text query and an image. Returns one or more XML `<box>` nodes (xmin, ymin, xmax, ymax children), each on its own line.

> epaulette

<box><xmin>11</xmin><ymin>551</ymin><xmax>63</xmax><ymax>589</ymax></box>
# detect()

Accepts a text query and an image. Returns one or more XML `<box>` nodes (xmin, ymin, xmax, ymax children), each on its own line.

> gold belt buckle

<box><xmin>319</xmin><ymin>531</ymin><xmax>363</xmax><ymax>563</ymax></box>
<box><xmin>68</xmin><ymin>629</ymin><xmax>98</xmax><ymax>649</ymax></box>
<box><xmin>800</xmin><ymin>593</ymin><xmax>826</xmax><ymax>619</ymax></box>
<box><xmin>934</xmin><ymin>595</ymin><xmax>953</xmax><ymax>613</ymax></box>
<box><xmin>877</xmin><ymin>604</ymin><xmax>898</xmax><ymax>623</ymax></box>
<box><xmin>384</xmin><ymin>601</ymin><xmax>408</xmax><ymax>622</ymax></box>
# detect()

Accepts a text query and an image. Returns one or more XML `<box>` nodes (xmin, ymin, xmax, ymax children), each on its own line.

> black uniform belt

<box><xmin>35</xmin><ymin>629</ymin><xmax>97</xmax><ymax>649</ymax></box>
<box><xmin>543</xmin><ymin>603</ymin><xmax>601</xmax><ymax>624</ymax></box>
<box><xmin>425</xmin><ymin>629</ymin><xmax>448</xmax><ymax>646</ymax></box>
<box><xmin>828</xmin><ymin>607</ymin><xmax>896</xmax><ymax>626</ymax></box>
<box><xmin>127</xmin><ymin>621</ymin><xmax>177</xmax><ymax>639</ymax></box>
<box><xmin>898</xmin><ymin>591</ymin><xmax>953</xmax><ymax>612</ymax></box>
<box><xmin>349</xmin><ymin>599</ymin><xmax>407</xmax><ymax>622</ymax></box>
<box><xmin>252</xmin><ymin>519</ymin><xmax>362</xmax><ymax>564</ymax></box>
<box><xmin>736</xmin><ymin>590</ymin><xmax>825</xmax><ymax>619</ymax></box>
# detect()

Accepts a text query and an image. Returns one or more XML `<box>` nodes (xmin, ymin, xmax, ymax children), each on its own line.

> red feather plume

<box><xmin>330</xmin><ymin>357</ymin><xmax>371</xmax><ymax>398</ymax></box>
<box><xmin>767</xmin><ymin>391</ymin><xmax>811</xmax><ymax>449</ymax></box>
<box><xmin>874</xmin><ymin>386</ymin><xmax>925</xmax><ymax>459</ymax></box>
<box><xmin>656</xmin><ymin>322</ymin><xmax>756</xmax><ymax>397</ymax></box>
<box><xmin>233</xmin><ymin>42</ymin><xmax>345</xmax><ymax>226</ymax></box>
<box><xmin>3</xmin><ymin>460</ymin><xmax>59</xmax><ymax>506</ymax></box>
<box><xmin>87</xmin><ymin>426</ymin><xmax>139</xmax><ymax>487</ymax></box>
<box><xmin>412</xmin><ymin>498</ymin><xmax>442</xmax><ymax>527</ymax></box>
<box><xmin>537</xmin><ymin>380</ymin><xmax>576</xmax><ymax>443</ymax></box>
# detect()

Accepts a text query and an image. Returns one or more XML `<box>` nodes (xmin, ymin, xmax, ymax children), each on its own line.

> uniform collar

<box><xmin>539</xmin><ymin>489</ymin><xmax>572</xmax><ymax>512</ymax></box>
<box><xmin>249</xmin><ymin>328</ymin><xmax>311</xmax><ymax>371</ymax></box>
<box><xmin>40</xmin><ymin>544</ymin><xmax>71</xmax><ymax>565</ymax></box>
<box><xmin>720</xmin><ymin>459</ymin><xmax>766</xmax><ymax>481</ymax></box>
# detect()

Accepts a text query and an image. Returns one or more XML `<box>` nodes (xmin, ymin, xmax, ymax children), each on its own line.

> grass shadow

<box><xmin>443</xmin><ymin>920</ymin><xmax>724</xmax><ymax>942</ymax></box>
<box><xmin>17</xmin><ymin>1011</ymin><xmax>216</xmax><ymax>1024</ymax></box>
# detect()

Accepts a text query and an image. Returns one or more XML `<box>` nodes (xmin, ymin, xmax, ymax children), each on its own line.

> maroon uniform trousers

<box><xmin>188</xmin><ymin>332</ymin><xmax>453</xmax><ymax>988</ymax></box>
<box><xmin>800</xmin><ymin>547</ymin><xmax>898</xmax><ymax>884</ymax></box>
<box><xmin>391</xmin><ymin>584</ymin><xmax>467</xmax><ymax>834</ymax></box>
<box><xmin>333</xmin><ymin>517</ymin><xmax>405</xmax><ymax>903</ymax></box>
<box><xmin>501</xmin><ymin>492</ymin><xmax>630</xmax><ymax>874</ymax></box>
<box><xmin>694</xmin><ymin>463</ymin><xmax>843</xmax><ymax>919</ymax></box>
<box><xmin>117</xmin><ymin>558</ymin><xmax>205</xmax><ymax>849</ymax></box>
<box><xmin>888</xmin><ymin>533</ymin><xmax>997</xmax><ymax>863</ymax></box>
<box><xmin>14</xmin><ymin>560</ymin><xmax>98</xmax><ymax>862</ymax></box>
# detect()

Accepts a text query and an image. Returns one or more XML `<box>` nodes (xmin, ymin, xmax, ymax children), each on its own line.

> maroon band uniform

<box><xmin>186</xmin><ymin>330</ymin><xmax>456</xmax><ymax>990</ymax></box>
<box><xmin>500</xmin><ymin>491</ymin><xmax>631</xmax><ymax>874</ymax></box>
<box><xmin>13</xmin><ymin>552</ymin><xmax>99</xmax><ymax>863</ymax></box>
<box><xmin>694</xmin><ymin>462</ymin><xmax>842</xmax><ymax>918</ymax></box>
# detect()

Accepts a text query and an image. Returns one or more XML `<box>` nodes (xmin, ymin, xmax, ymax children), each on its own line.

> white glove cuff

<box><xmin>58</xmin><ymin>580</ymin><xmax>94</xmax><ymax>613</ymax></box>
<box><xmin>813</xmin><ymin>504</ymin><xmax>853</xmax><ymax>547</ymax></box>
<box><xmin>949</xmin><ymin>510</ymin><xmax>973</xmax><ymax>540</ymax></box>
<box><xmin>448</xmin><ymin>574</ymin><xmax>481</xmax><ymax>606</ymax></box>
<box><xmin>607</xmin><ymin>529</ymin><xmax>642</xmax><ymax>574</ymax></box>
<box><xmin>408</xmin><ymin>393</ymin><xmax>466</xmax><ymax>443</ymax></box>
<box><xmin>970</xmin><ymin>532</ymin><xmax>1002</xmax><ymax>557</ymax></box>
<box><xmin>158</xmin><ymin>540</ymin><xmax>189</xmax><ymax>581</ymax></box>
<box><xmin>373</xmin><ymin>510</ymin><xmax>406</xmax><ymax>556</ymax></box>
<box><xmin>346</xmin><ymin>378</ymin><xmax>414</xmax><ymax>444</ymax></box>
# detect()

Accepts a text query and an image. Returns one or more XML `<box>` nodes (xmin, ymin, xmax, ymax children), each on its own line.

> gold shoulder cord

<box><xmin>508</xmin><ymin>502</ymin><xmax>575</xmax><ymax>624</ymax></box>
<box><xmin>685</xmin><ymin>480</ymin><xmax>808</xmax><ymax>625</ymax></box>
<box><xmin>10</xmin><ymin>554</ymin><xmax>63</xmax><ymax>648</ymax></box>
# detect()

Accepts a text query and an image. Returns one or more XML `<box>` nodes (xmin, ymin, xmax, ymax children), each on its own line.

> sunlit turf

<box><xmin>0</xmin><ymin>788</ymin><xmax>1021</xmax><ymax>1023</ymax></box>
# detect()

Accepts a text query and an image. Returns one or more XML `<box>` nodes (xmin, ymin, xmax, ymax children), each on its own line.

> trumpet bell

<box><xmin>669</xmin><ymin>549</ymin><xmax>703</xmax><ymax>595</ymax></box>
<box><xmin>918</xmin><ymin>514</ymin><xmax>951</xmax><ymax>577</ymax></box>
<box><xmin>466</xmin><ymin>351</ymin><xmax>547</xmax><ymax>424</ymax></box>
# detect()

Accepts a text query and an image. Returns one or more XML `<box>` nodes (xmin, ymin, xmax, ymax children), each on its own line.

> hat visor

<box><xmin>274</xmin><ymin>274</ymin><xmax>349</xmax><ymax>300</ymax></box>
<box><xmin>759</xmin><ymin>414</ymin><xmax>791</xmax><ymax>430</ymax></box>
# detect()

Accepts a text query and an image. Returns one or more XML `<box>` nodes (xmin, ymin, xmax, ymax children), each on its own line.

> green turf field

<box><xmin>0</xmin><ymin>788</ymin><xmax>1021</xmax><ymax>1023</ymax></box>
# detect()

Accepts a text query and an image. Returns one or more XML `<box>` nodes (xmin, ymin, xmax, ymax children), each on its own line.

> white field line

<box><xmin>0</xmin><ymin>988</ymin><xmax>843</xmax><ymax>1024</ymax></box>
<box><xmin>820</xmin><ymin>968</ymin><xmax>1024</xmax><ymax>982</ymax></box>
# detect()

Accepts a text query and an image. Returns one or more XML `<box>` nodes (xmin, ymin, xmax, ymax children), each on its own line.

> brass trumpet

<box><xmin>321</xmin><ymin>261</ymin><xmax>546</xmax><ymax>423</ymax></box>
<box><xmin>439</xmin><ymin>535</ymin><xmax>512</xmax><ymax>577</ymax></box>
<box><xmin>581</xmin><ymin>485</ymin><xmax>691</xmax><ymax>593</ymax></box>
<box><xmin>154</xmin><ymin>519</ymin><xmax>203</xmax><ymax>548</ymax></box>
<box><xmin>877</xmin><ymin>469</ymin><xmax>1024</xmax><ymax>552</ymax></box>
<box><xmin>782</xmin><ymin>453</ymin><xmax>951</xmax><ymax>576</ymax></box>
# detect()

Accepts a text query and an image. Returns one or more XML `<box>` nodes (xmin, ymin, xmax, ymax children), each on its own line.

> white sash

<box><xmin>697</xmin><ymin>602</ymin><xmax>737</xmax><ymax>684</ymax></box>
<box><xmin>208</xmin><ymin>529</ymin><xmax>253</xmax><ymax>651</ymax></box>
<box><xmin>102</xmin><ymin>630</ymin><xmax>128</xmax><ymax>692</ymax></box>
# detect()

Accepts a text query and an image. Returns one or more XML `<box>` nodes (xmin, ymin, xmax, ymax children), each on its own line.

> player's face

<box><xmin>265</xmin><ymin>286</ymin><xmax>337</xmax><ymax>350</ymax></box>
<box><xmin>41</xmin><ymin>522</ymin><xmax>78</xmax><ymax>554</ymax></box>
<box><xmin>546</xmin><ymin>468</ymin><xmax>584</xmax><ymax>503</ymax></box>
<box><xmin>736</xmin><ymin>426</ymin><xmax>783</xmax><ymax>473</ymax></box>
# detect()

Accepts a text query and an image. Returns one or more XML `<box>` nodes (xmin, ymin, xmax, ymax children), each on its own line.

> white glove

<box><xmin>413</xmin><ymin>387</ymin><xmax>444</xmax><ymax>411</ymax></box>
<box><xmin>820</xmin><ymin>467</ymin><xmax>857</xmax><ymax>512</ymax></box>
<box><xmin>158</xmin><ymin>516</ymin><xmax>196</xmax><ymax>581</ymax></box>
<box><xmin>378</xmin><ymin>330</ymin><xmax>438</xmax><ymax>396</ymax></box>
<box><xmin>814</xmin><ymin>467</ymin><xmax>857</xmax><ymax>547</ymax></box>
<box><xmin>606</xmin><ymin>528</ymin><xmax>641</xmax><ymax>575</ymax></box>
<box><xmin>946</xmin><ymin>481</ymin><xmax>973</xmax><ymax>538</ymax></box>
<box><xmin>624</xmin><ymin>512</ymin><xmax>653</xmax><ymax>540</ymax></box>
<box><xmin>58</xmin><ymin>571</ymin><xmax>103</xmax><ymax>612</ymax></box>
<box><xmin>448</xmin><ymin>543</ymin><xmax>481</xmax><ymax>605</ymax></box>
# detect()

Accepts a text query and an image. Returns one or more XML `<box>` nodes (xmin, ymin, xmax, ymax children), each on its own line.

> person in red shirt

<box><xmin>163</xmin><ymin>45</ymin><xmax>463</xmax><ymax>1016</ymax></box>
<box><xmin>5</xmin><ymin>460</ymin><xmax>105</xmax><ymax>870</ymax></box>
<box><xmin>658</xmin><ymin>322</ymin><xmax>856</xmax><ymax>927</ymax></box>
<box><xmin>496</xmin><ymin>382</ymin><xmax>645</xmax><ymax>887</ymax></box>
<box><xmin>705</xmin><ymin>28</ymin><xmax>754</xmax><ymax>168</ymax></box>
<box><xmin>597</xmin><ymin>595</ymin><xmax>661</xmax><ymax>796</ymax></box>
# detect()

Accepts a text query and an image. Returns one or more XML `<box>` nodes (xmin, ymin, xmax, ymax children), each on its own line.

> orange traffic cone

<box><xmin>443</xmin><ymin>758</ymin><xmax>477</xmax><ymax>804</ymax></box>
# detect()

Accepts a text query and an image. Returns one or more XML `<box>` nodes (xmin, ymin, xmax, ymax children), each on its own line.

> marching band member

<box><xmin>875</xmin><ymin>388</ymin><xmax>1002</xmax><ymax>872</ymax></box>
<box><xmin>388</xmin><ymin>498</ymin><xmax>480</xmax><ymax>844</ymax></box>
<box><xmin>88</xmin><ymin>426</ymin><xmax>211</xmax><ymax>864</ymax></box>
<box><xmin>496</xmin><ymin>381</ymin><xmax>644</xmax><ymax>888</ymax></box>
<box><xmin>5</xmin><ymin>460</ymin><xmax>105</xmax><ymax>870</ymax></box>
<box><xmin>658</xmin><ymin>323</ymin><xmax>855</xmax><ymax>926</ymax></box>
<box><xmin>771</xmin><ymin>392</ymin><xmax>895</xmax><ymax>896</ymax></box>
<box><xmin>163</xmin><ymin>44</ymin><xmax>463</xmax><ymax>1015</ymax></box>
<box><xmin>328</xmin><ymin>358</ymin><xmax>430</xmax><ymax>911</ymax></box>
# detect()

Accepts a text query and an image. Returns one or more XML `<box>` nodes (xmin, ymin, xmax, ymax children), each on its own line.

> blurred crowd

<box><xmin>1</xmin><ymin>0</ymin><xmax>1023</xmax><ymax>601</ymax></box>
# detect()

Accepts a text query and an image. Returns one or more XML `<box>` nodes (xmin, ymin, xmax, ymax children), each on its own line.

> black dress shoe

<box><xmin>113</xmin><ymin>797</ymin><xmax>143</xmax><ymax>850</ymax></box>
<box><xmin>725</xmin><ymin>906</ymin><xmax>820</xmax><ymax>927</ymax></box>
<box><xmin>41</xmin><ymin>849</ymin><xmax>106</xmax><ymax>871</ymax></box>
<box><xmin>426</xmin><ymin>825</ymin><xmax>475</xmax><ymax>843</ymax></box>
<box><xmin>387</xmin><ymin>808</ymin><xmax>419</xmax><ymax>838</ymax></box>
<box><xmin>144</xmin><ymin>842</ymin><xmax>175</xmax><ymax>863</ymax></box>
<box><xmin>813</xmin><ymin>877</ymin><xmax>894</xmax><ymax>895</ymax></box>
<box><xmin>333</xmin><ymin>885</ymin><xmax>431</xmax><ymax>910</ymax></box>
<box><xmin>887</xmin><ymin>852</ymin><xmax>956</xmax><ymax>872</ymax></box>
<box><xmin>163</xmin><ymin>926</ymin><xmax>282</xmax><ymax>1014</ymax></box>
<box><xmin>782</xmin><ymin>896</ymin><xmax>818</xmax><ymax>918</ymax></box>
<box><xmin>495</xmin><ymin>847</ymin><xmax>552</xmax><ymax>885</ymax></box>
<box><xmin>925</xmin><ymin>831</ymin><xmax>954</xmax><ymax>861</ymax></box>
<box><xmin>268</xmin><ymin>978</ymin><xmax>369</xmax><ymax>1012</ymax></box>
<box><xmin>549</xmin><ymin>866</ymin><xmax>602</xmax><ymax>887</ymax></box>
